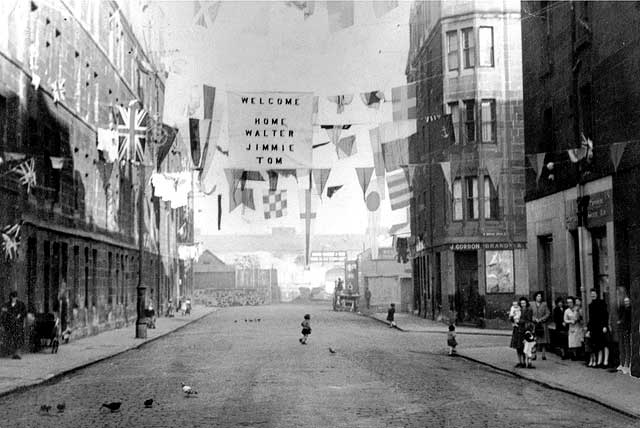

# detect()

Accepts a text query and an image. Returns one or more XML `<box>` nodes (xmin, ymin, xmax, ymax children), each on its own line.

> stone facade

<box><xmin>521</xmin><ymin>1</ymin><xmax>640</xmax><ymax>374</ymax></box>
<box><xmin>408</xmin><ymin>1</ymin><xmax>527</xmax><ymax>326</ymax></box>
<box><xmin>0</xmin><ymin>1</ymin><xmax>187</xmax><ymax>340</ymax></box>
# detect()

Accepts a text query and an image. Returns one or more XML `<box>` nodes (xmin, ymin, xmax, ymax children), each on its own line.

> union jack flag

<box><xmin>116</xmin><ymin>103</ymin><xmax>148</xmax><ymax>163</ymax></box>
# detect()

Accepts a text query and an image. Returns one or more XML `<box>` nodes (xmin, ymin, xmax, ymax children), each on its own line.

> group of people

<box><xmin>510</xmin><ymin>289</ymin><xmax>633</xmax><ymax>374</ymax></box>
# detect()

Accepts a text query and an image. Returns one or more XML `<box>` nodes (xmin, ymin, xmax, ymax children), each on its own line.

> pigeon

<box><xmin>144</xmin><ymin>398</ymin><xmax>153</xmax><ymax>408</ymax></box>
<box><xmin>234</xmin><ymin>320</ymin><xmax>237</xmax><ymax>323</ymax></box>
<box><xmin>181</xmin><ymin>383</ymin><xmax>192</xmax><ymax>393</ymax></box>
<box><xmin>184</xmin><ymin>389</ymin><xmax>198</xmax><ymax>396</ymax></box>
<box><xmin>244</xmin><ymin>319</ymin><xmax>247</xmax><ymax>323</ymax></box>
<box><xmin>257</xmin><ymin>318</ymin><xmax>261</xmax><ymax>322</ymax></box>
<box><xmin>40</xmin><ymin>404</ymin><xmax>51</xmax><ymax>413</ymax></box>
<box><xmin>57</xmin><ymin>403</ymin><xmax>66</xmax><ymax>413</ymax></box>
<box><xmin>101</xmin><ymin>402</ymin><xmax>121</xmax><ymax>412</ymax></box>
<box><xmin>329</xmin><ymin>348</ymin><xmax>337</xmax><ymax>354</ymax></box>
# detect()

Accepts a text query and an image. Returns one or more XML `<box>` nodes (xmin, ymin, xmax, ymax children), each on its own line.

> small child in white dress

<box><xmin>523</xmin><ymin>330</ymin><xmax>536</xmax><ymax>368</ymax></box>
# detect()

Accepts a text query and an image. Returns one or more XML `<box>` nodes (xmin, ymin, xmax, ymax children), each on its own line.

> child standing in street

<box><xmin>299</xmin><ymin>314</ymin><xmax>311</xmax><ymax>344</ymax></box>
<box><xmin>447</xmin><ymin>324</ymin><xmax>458</xmax><ymax>355</ymax></box>
<box><xmin>387</xmin><ymin>303</ymin><xmax>396</xmax><ymax>328</ymax></box>
<box><xmin>523</xmin><ymin>330</ymin><xmax>537</xmax><ymax>368</ymax></box>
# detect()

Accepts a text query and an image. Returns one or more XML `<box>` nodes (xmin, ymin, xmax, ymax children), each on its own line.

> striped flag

<box><xmin>387</xmin><ymin>169</ymin><xmax>412</xmax><ymax>210</ymax></box>
<box><xmin>392</xmin><ymin>82</ymin><xmax>417</xmax><ymax>122</ymax></box>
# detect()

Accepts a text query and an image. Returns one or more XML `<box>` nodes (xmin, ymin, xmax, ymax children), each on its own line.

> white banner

<box><xmin>227</xmin><ymin>91</ymin><xmax>313</xmax><ymax>169</ymax></box>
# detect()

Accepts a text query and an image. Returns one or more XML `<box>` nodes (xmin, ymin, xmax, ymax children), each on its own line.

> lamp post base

<box><xmin>136</xmin><ymin>321</ymin><xmax>148</xmax><ymax>339</ymax></box>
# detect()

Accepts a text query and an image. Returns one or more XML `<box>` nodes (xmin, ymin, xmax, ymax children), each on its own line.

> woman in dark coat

<box><xmin>532</xmin><ymin>291</ymin><xmax>550</xmax><ymax>360</ymax></box>
<box><xmin>1</xmin><ymin>291</ymin><xmax>27</xmax><ymax>359</ymax></box>
<box><xmin>588</xmin><ymin>289</ymin><xmax>610</xmax><ymax>367</ymax></box>
<box><xmin>510</xmin><ymin>296</ymin><xmax>533</xmax><ymax>368</ymax></box>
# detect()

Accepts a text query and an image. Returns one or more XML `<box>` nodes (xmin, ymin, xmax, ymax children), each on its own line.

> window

<box><xmin>481</xmin><ymin>99</ymin><xmax>497</xmax><ymax>143</ymax></box>
<box><xmin>462</xmin><ymin>27</ymin><xmax>475</xmax><ymax>68</ymax></box>
<box><xmin>446</xmin><ymin>31</ymin><xmax>459</xmax><ymax>71</ymax></box>
<box><xmin>453</xmin><ymin>178</ymin><xmax>463</xmax><ymax>220</ymax></box>
<box><xmin>479</xmin><ymin>27</ymin><xmax>494</xmax><ymax>67</ymax></box>
<box><xmin>466</xmin><ymin>177</ymin><xmax>478</xmax><ymax>219</ymax></box>
<box><xmin>484</xmin><ymin>176</ymin><xmax>499</xmax><ymax>219</ymax></box>
<box><xmin>463</xmin><ymin>100</ymin><xmax>475</xmax><ymax>143</ymax></box>
<box><xmin>448</xmin><ymin>102</ymin><xmax>460</xmax><ymax>144</ymax></box>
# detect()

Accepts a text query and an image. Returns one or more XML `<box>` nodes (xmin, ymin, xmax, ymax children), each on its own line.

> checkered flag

<box><xmin>263</xmin><ymin>190</ymin><xmax>287</xmax><ymax>219</ymax></box>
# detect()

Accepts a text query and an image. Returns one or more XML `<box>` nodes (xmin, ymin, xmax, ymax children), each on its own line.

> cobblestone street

<box><xmin>0</xmin><ymin>304</ymin><xmax>638</xmax><ymax>428</ymax></box>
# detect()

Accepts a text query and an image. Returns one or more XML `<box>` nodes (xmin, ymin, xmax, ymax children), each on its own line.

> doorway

<box><xmin>454</xmin><ymin>251</ymin><xmax>479</xmax><ymax>324</ymax></box>
<box><xmin>592</xmin><ymin>227</ymin><xmax>610</xmax><ymax>306</ymax></box>
<box><xmin>539</xmin><ymin>235</ymin><xmax>553</xmax><ymax>308</ymax></box>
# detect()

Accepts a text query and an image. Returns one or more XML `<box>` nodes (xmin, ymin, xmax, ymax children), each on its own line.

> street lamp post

<box><xmin>132</xmin><ymin>100</ymin><xmax>147</xmax><ymax>339</ymax></box>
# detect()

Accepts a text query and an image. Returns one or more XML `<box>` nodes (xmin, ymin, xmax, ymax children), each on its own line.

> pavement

<box><xmin>366</xmin><ymin>310</ymin><xmax>640</xmax><ymax>419</ymax></box>
<box><xmin>0</xmin><ymin>306</ymin><xmax>216</xmax><ymax>398</ymax></box>
<box><xmin>0</xmin><ymin>303</ymin><xmax>636</xmax><ymax>428</ymax></box>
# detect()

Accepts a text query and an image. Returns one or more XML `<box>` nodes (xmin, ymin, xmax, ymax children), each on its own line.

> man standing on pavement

<box><xmin>365</xmin><ymin>288</ymin><xmax>371</xmax><ymax>310</ymax></box>
<box><xmin>387</xmin><ymin>303</ymin><xmax>396</xmax><ymax>328</ymax></box>
<box><xmin>1</xmin><ymin>291</ymin><xmax>27</xmax><ymax>359</ymax></box>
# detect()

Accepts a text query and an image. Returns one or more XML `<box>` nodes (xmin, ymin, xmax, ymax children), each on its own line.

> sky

<box><xmin>156</xmin><ymin>0</ymin><xmax>412</xmax><ymax>237</ymax></box>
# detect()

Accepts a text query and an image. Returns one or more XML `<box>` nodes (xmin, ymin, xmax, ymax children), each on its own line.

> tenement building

<box><xmin>0</xmin><ymin>0</ymin><xmax>187</xmax><ymax>339</ymax></box>
<box><xmin>407</xmin><ymin>0</ymin><xmax>527</xmax><ymax>326</ymax></box>
<box><xmin>521</xmin><ymin>1</ymin><xmax>640</xmax><ymax>375</ymax></box>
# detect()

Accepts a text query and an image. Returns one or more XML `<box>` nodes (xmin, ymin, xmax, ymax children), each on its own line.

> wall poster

<box><xmin>485</xmin><ymin>250</ymin><xmax>514</xmax><ymax>294</ymax></box>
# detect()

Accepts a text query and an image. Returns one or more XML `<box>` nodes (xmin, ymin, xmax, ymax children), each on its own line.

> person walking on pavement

<box><xmin>365</xmin><ymin>288</ymin><xmax>371</xmax><ymax>310</ymax></box>
<box><xmin>564</xmin><ymin>297</ymin><xmax>584</xmax><ymax>361</ymax></box>
<box><xmin>511</xmin><ymin>297</ymin><xmax>533</xmax><ymax>368</ymax></box>
<box><xmin>299</xmin><ymin>314</ymin><xmax>311</xmax><ymax>344</ymax></box>
<box><xmin>532</xmin><ymin>291</ymin><xmax>550</xmax><ymax>360</ymax></box>
<box><xmin>1</xmin><ymin>291</ymin><xmax>27</xmax><ymax>359</ymax></box>
<box><xmin>617</xmin><ymin>296</ymin><xmax>632</xmax><ymax>374</ymax></box>
<box><xmin>387</xmin><ymin>303</ymin><xmax>396</xmax><ymax>328</ymax></box>
<box><xmin>588</xmin><ymin>289</ymin><xmax>610</xmax><ymax>368</ymax></box>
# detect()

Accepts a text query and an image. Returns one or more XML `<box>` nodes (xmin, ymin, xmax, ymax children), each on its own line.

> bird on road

<box><xmin>244</xmin><ymin>319</ymin><xmax>247</xmax><ymax>323</ymax></box>
<box><xmin>57</xmin><ymin>403</ymin><xmax>66</xmax><ymax>413</ymax></box>
<box><xmin>329</xmin><ymin>347</ymin><xmax>337</xmax><ymax>354</ymax></box>
<box><xmin>234</xmin><ymin>320</ymin><xmax>237</xmax><ymax>323</ymax></box>
<box><xmin>181</xmin><ymin>383</ymin><xmax>193</xmax><ymax>393</ymax></box>
<box><xmin>144</xmin><ymin>399</ymin><xmax>153</xmax><ymax>408</ymax></box>
<box><xmin>257</xmin><ymin>318</ymin><xmax>261</xmax><ymax>322</ymax></box>
<box><xmin>101</xmin><ymin>402</ymin><xmax>121</xmax><ymax>412</ymax></box>
<box><xmin>184</xmin><ymin>389</ymin><xmax>198</xmax><ymax>397</ymax></box>
<box><xmin>40</xmin><ymin>405</ymin><xmax>51</xmax><ymax>413</ymax></box>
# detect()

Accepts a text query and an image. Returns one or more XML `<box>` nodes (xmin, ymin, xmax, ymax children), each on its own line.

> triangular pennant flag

<box><xmin>50</xmin><ymin>156</ymin><xmax>64</xmax><ymax>170</ymax></box>
<box><xmin>485</xmin><ymin>157</ymin><xmax>502</xmax><ymax>188</ymax></box>
<box><xmin>336</xmin><ymin>135</ymin><xmax>356</xmax><ymax>159</ymax></box>
<box><xmin>193</xmin><ymin>0</ymin><xmax>221</xmax><ymax>28</ymax></box>
<box><xmin>312</xmin><ymin>169</ymin><xmax>331</xmax><ymax>197</ymax></box>
<box><xmin>359</xmin><ymin>91</ymin><xmax>385</xmax><ymax>109</ymax></box>
<box><xmin>355</xmin><ymin>167</ymin><xmax>374</xmax><ymax>201</ymax></box>
<box><xmin>533</xmin><ymin>153</ymin><xmax>546</xmax><ymax>183</ymax></box>
<box><xmin>439</xmin><ymin>161</ymin><xmax>451</xmax><ymax>191</ymax></box>
<box><xmin>407</xmin><ymin>165</ymin><xmax>417</xmax><ymax>186</ymax></box>
<box><xmin>610</xmin><ymin>142</ymin><xmax>627</xmax><ymax>172</ymax></box>
<box><xmin>327</xmin><ymin>185</ymin><xmax>343</xmax><ymax>198</ymax></box>
<box><xmin>372</xmin><ymin>0</ymin><xmax>398</xmax><ymax>18</ymax></box>
<box><xmin>327</xmin><ymin>94</ymin><xmax>354</xmax><ymax>114</ymax></box>
<box><xmin>327</xmin><ymin>1</ymin><xmax>354</xmax><ymax>32</ymax></box>
<box><xmin>241</xmin><ymin>170</ymin><xmax>265</xmax><ymax>182</ymax></box>
<box><xmin>278</xmin><ymin>169</ymin><xmax>297</xmax><ymax>179</ymax></box>
<box><xmin>155</xmin><ymin>124</ymin><xmax>178</xmax><ymax>166</ymax></box>
<box><xmin>242</xmin><ymin>189</ymin><xmax>255</xmax><ymax>210</ymax></box>
<box><xmin>321</xmin><ymin>125</ymin><xmax>351</xmax><ymax>146</ymax></box>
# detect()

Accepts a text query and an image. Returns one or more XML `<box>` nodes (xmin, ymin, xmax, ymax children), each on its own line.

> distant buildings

<box><xmin>407</xmin><ymin>0</ymin><xmax>527</xmax><ymax>325</ymax></box>
<box><xmin>0</xmin><ymin>1</ymin><xmax>187</xmax><ymax>338</ymax></box>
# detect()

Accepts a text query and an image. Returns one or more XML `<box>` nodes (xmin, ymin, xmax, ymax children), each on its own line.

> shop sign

<box><xmin>376</xmin><ymin>247</ymin><xmax>396</xmax><ymax>260</ymax></box>
<box><xmin>450</xmin><ymin>242</ymin><xmax>526</xmax><ymax>251</ymax></box>
<box><xmin>566</xmin><ymin>189</ymin><xmax>612</xmax><ymax>229</ymax></box>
